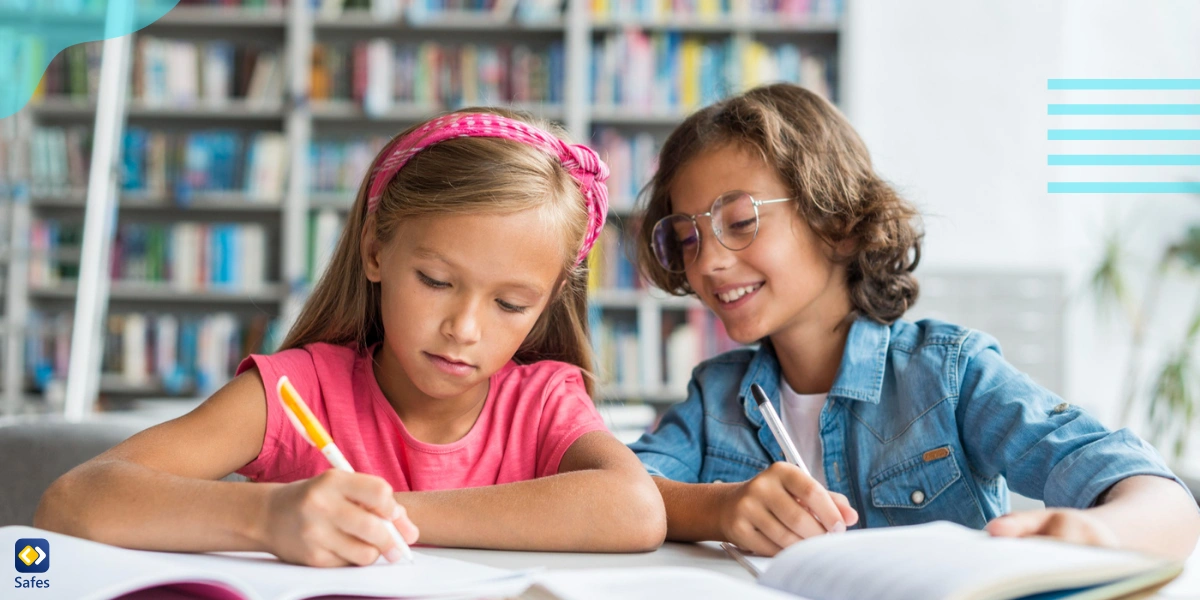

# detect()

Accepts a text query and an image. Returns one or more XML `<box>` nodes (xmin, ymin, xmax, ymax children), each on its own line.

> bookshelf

<box><xmin>0</xmin><ymin>0</ymin><xmax>847</xmax><ymax>423</ymax></box>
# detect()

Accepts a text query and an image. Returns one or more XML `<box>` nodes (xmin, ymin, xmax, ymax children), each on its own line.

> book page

<box><xmin>525</xmin><ymin>567</ymin><xmax>803</xmax><ymax>600</ymax></box>
<box><xmin>4</xmin><ymin>526</ymin><xmax>529</xmax><ymax>600</ymax></box>
<box><xmin>759</xmin><ymin>522</ymin><xmax>1170</xmax><ymax>600</ymax></box>
<box><xmin>158</xmin><ymin>548</ymin><xmax>532</xmax><ymax>600</ymax></box>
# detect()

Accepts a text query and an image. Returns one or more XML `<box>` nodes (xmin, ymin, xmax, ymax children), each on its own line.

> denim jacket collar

<box><xmin>739</xmin><ymin>316</ymin><xmax>890</xmax><ymax>424</ymax></box>
<box><xmin>738</xmin><ymin>316</ymin><xmax>891</xmax><ymax>461</ymax></box>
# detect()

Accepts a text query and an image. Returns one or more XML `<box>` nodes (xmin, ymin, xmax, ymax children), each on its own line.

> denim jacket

<box><xmin>629</xmin><ymin>317</ymin><xmax>1190</xmax><ymax>529</ymax></box>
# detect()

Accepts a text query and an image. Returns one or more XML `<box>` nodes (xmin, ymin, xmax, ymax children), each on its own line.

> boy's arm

<box><xmin>954</xmin><ymin>332</ymin><xmax>1200</xmax><ymax>559</ymax></box>
<box><xmin>393</xmin><ymin>431</ymin><xmax>666</xmax><ymax>552</ymax></box>
<box><xmin>627</xmin><ymin>376</ymin><xmax>707</xmax><ymax>482</ymax></box>
<box><xmin>988</xmin><ymin>475</ymin><xmax>1199</xmax><ymax>560</ymax></box>
<box><xmin>34</xmin><ymin>369</ymin><xmax>277</xmax><ymax>552</ymax></box>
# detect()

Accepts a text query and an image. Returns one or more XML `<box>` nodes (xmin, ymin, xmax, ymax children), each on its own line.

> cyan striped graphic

<box><xmin>1048</xmin><ymin>182</ymin><xmax>1200</xmax><ymax>194</ymax></box>
<box><xmin>1048</xmin><ymin>79</ymin><xmax>1200</xmax><ymax>90</ymax></box>
<box><xmin>1048</xmin><ymin>130</ymin><xmax>1200</xmax><ymax>140</ymax></box>
<box><xmin>1048</xmin><ymin>79</ymin><xmax>1200</xmax><ymax>194</ymax></box>
<box><xmin>1048</xmin><ymin>155</ymin><xmax>1200</xmax><ymax>166</ymax></box>
<box><xmin>1049</xmin><ymin>104</ymin><xmax>1200</xmax><ymax>115</ymax></box>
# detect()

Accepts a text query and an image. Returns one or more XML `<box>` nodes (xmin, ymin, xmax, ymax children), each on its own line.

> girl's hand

<box><xmin>262</xmin><ymin>470</ymin><xmax>420</xmax><ymax>567</ymax></box>
<box><xmin>717</xmin><ymin>462</ymin><xmax>858</xmax><ymax>556</ymax></box>
<box><xmin>986</xmin><ymin>508</ymin><xmax>1120</xmax><ymax>549</ymax></box>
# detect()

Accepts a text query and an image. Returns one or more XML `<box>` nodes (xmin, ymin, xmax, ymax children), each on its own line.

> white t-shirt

<box><xmin>778</xmin><ymin>377</ymin><xmax>828</xmax><ymax>487</ymax></box>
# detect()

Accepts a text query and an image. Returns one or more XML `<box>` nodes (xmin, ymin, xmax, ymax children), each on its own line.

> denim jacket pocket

<box><xmin>869</xmin><ymin>445</ymin><xmax>987</xmax><ymax>528</ymax></box>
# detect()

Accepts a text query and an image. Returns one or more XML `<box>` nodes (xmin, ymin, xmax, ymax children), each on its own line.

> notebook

<box><xmin>751</xmin><ymin>521</ymin><xmax>1183</xmax><ymax>600</ymax></box>
<box><xmin>4</xmin><ymin>525</ymin><xmax>531</xmax><ymax>600</ymax></box>
<box><xmin>518</xmin><ymin>567</ymin><xmax>799</xmax><ymax>600</ymax></box>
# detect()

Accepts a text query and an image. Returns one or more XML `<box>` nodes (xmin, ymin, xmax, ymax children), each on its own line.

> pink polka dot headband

<box><xmin>366</xmin><ymin>113</ymin><xmax>610</xmax><ymax>267</ymax></box>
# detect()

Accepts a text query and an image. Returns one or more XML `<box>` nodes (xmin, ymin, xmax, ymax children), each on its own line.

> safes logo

<box><xmin>15</xmin><ymin>538</ymin><xmax>49</xmax><ymax>573</ymax></box>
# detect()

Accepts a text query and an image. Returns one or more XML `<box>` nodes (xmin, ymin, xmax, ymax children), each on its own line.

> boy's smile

<box><xmin>668</xmin><ymin>143</ymin><xmax>850</xmax><ymax>346</ymax></box>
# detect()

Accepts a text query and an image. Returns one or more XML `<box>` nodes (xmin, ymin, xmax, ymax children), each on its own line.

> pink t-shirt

<box><xmin>235</xmin><ymin>343</ymin><xmax>608</xmax><ymax>491</ymax></box>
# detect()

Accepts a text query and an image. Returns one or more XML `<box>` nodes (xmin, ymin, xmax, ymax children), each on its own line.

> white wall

<box><xmin>844</xmin><ymin>0</ymin><xmax>1200</xmax><ymax>467</ymax></box>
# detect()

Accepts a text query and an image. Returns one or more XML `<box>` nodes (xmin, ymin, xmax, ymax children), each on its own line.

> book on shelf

<box><xmin>28</xmin><ymin>126</ymin><xmax>288</xmax><ymax>203</ymax></box>
<box><xmin>307</xmin><ymin>208</ymin><xmax>344</xmax><ymax>283</ymax></box>
<box><xmin>592</xmin><ymin>31</ymin><xmax>834</xmax><ymax>112</ymax></box>
<box><xmin>125</xmin><ymin>127</ymin><xmax>288</xmax><ymax>202</ymax></box>
<box><xmin>586</xmin><ymin>224</ymin><xmax>640</xmax><ymax>292</ymax></box>
<box><xmin>132</xmin><ymin>37</ymin><xmax>284</xmax><ymax>108</ymax></box>
<box><xmin>30</xmin><ymin>219</ymin><xmax>269</xmax><ymax>294</ymax></box>
<box><xmin>29</xmin><ymin>126</ymin><xmax>91</xmax><ymax>197</ymax></box>
<box><xmin>25</xmin><ymin>311</ymin><xmax>276</xmax><ymax>397</ymax></box>
<box><xmin>591</xmin><ymin>0</ymin><xmax>842</xmax><ymax>21</ymax></box>
<box><xmin>310</xmin><ymin>136</ymin><xmax>390</xmax><ymax>199</ymax></box>
<box><xmin>406</xmin><ymin>0</ymin><xmax>522</xmax><ymax>23</ymax></box>
<box><xmin>593</xmin><ymin>127</ymin><xmax>659</xmax><ymax>212</ymax></box>
<box><xmin>591</xmin><ymin>315</ymin><xmax>641</xmax><ymax>395</ymax></box>
<box><xmin>177</xmin><ymin>0</ymin><xmax>290</xmax><ymax>8</ymax></box>
<box><xmin>312</xmin><ymin>40</ymin><xmax>563</xmax><ymax>116</ymax></box>
<box><xmin>660</xmin><ymin>306</ymin><xmax>738</xmax><ymax>392</ymax></box>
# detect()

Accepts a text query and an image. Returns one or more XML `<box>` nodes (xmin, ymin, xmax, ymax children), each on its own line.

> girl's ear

<box><xmin>361</xmin><ymin>216</ymin><xmax>383</xmax><ymax>283</ymax></box>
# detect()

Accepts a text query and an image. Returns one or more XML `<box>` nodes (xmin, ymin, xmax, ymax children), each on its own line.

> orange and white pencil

<box><xmin>277</xmin><ymin>375</ymin><xmax>414</xmax><ymax>563</ymax></box>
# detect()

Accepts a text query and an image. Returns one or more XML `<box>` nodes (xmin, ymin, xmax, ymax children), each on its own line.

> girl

<box><xmin>36</xmin><ymin>109</ymin><xmax>667</xmax><ymax>566</ymax></box>
<box><xmin>628</xmin><ymin>83</ymin><xmax>1200</xmax><ymax>560</ymax></box>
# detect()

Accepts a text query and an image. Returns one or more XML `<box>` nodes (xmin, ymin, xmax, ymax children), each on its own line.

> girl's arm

<box><xmin>393</xmin><ymin>431</ymin><xmax>666</xmax><ymax>552</ymax></box>
<box><xmin>34</xmin><ymin>369</ymin><xmax>416</xmax><ymax>566</ymax></box>
<box><xmin>988</xmin><ymin>475</ymin><xmax>1200</xmax><ymax>560</ymax></box>
<box><xmin>35</xmin><ymin>370</ymin><xmax>275</xmax><ymax>551</ymax></box>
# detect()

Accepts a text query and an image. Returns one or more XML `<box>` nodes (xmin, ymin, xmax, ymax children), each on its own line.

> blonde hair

<box><xmin>282</xmin><ymin>107</ymin><xmax>596</xmax><ymax>394</ymax></box>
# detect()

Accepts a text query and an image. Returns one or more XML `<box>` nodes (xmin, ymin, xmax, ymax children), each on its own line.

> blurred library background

<box><xmin>1</xmin><ymin>0</ymin><xmax>1198</xmax><ymax>474</ymax></box>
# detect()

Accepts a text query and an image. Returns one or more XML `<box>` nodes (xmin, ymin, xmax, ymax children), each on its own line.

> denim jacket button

<box><xmin>910</xmin><ymin>489</ymin><xmax>925</xmax><ymax>505</ymax></box>
<box><xmin>1053</xmin><ymin>402</ymin><xmax>1070</xmax><ymax>413</ymax></box>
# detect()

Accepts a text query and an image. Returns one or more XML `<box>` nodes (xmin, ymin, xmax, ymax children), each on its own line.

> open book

<box><xmin>4</xmin><ymin>526</ymin><xmax>531</xmax><ymax>600</ymax></box>
<box><xmin>750</xmin><ymin>522</ymin><xmax>1182</xmax><ymax>600</ymax></box>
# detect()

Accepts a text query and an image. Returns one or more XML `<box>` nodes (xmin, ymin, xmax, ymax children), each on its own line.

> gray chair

<box><xmin>0</xmin><ymin>417</ymin><xmax>154</xmax><ymax>526</ymax></box>
<box><xmin>0</xmin><ymin>415</ymin><xmax>245</xmax><ymax>527</ymax></box>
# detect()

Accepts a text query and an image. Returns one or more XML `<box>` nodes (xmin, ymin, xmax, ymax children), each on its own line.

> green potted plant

<box><xmin>1089</xmin><ymin>208</ymin><xmax>1200</xmax><ymax>470</ymax></box>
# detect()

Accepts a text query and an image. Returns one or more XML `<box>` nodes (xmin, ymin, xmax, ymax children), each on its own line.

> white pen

<box><xmin>277</xmin><ymin>375</ymin><xmax>414</xmax><ymax>564</ymax></box>
<box><xmin>750</xmin><ymin>383</ymin><xmax>810</xmax><ymax>477</ymax></box>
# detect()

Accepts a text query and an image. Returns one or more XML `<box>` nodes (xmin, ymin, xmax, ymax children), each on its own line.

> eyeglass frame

<box><xmin>651</xmin><ymin>191</ymin><xmax>792</xmax><ymax>273</ymax></box>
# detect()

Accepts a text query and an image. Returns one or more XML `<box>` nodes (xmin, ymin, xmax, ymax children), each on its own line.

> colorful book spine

<box><xmin>311</xmin><ymin>41</ymin><xmax>564</xmax><ymax>111</ymax></box>
<box><xmin>120</xmin><ymin>127</ymin><xmax>286</xmax><ymax>202</ymax></box>
<box><xmin>309</xmin><ymin>136</ymin><xmax>391</xmax><ymax>194</ymax></box>
<box><xmin>593</xmin><ymin>128</ymin><xmax>659</xmax><ymax>212</ymax></box>
<box><xmin>25</xmin><ymin>310</ymin><xmax>277</xmax><ymax>397</ymax></box>
<box><xmin>586</xmin><ymin>224</ymin><xmax>640</xmax><ymax>293</ymax></box>
<box><xmin>31</xmin><ymin>219</ymin><xmax>269</xmax><ymax>293</ymax></box>
<box><xmin>591</xmin><ymin>0</ymin><xmax>842</xmax><ymax>20</ymax></box>
<box><xmin>592</xmin><ymin>32</ymin><xmax>834</xmax><ymax>110</ymax></box>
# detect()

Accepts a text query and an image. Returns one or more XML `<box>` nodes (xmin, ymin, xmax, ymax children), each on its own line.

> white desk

<box><xmin>422</xmin><ymin>542</ymin><xmax>752</xmax><ymax>581</ymax></box>
<box><xmin>423</xmin><ymin>541</ymin><xmax>1200</xmax><ymax>599</ymax></box>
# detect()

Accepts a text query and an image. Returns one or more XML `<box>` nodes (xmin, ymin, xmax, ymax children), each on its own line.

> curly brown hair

<box><xmin>635</xmin><ymin>83</ymin><xmax>923</xmax><ymax>324</ymax></box>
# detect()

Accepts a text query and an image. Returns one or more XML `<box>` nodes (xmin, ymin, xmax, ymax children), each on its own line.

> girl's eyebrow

<box><xmin>413</xmin><ymin>246</ymin><xmax>454</xmax><ymax>265</ymax></box>
<box><xmin>413</xmin><ymin>246</ymin><xmax>547</xmax><ymax>296</ymax></box>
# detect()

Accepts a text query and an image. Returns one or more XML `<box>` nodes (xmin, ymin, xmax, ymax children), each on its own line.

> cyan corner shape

<box><xmin>0</xmin><ymin>0</ymin><xmax>182</xmax><ymax>120</ymax></box>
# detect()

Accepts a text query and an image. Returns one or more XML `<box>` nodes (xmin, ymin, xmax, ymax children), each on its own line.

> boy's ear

<box><xmin>361</xmin><ymin>216</ymin><xmax>383</xmax><ymax>283</ymax></box>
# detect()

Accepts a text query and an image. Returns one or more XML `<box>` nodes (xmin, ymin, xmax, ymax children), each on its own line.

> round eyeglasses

<box><xmin>651</xmin><ymin>191</ymin><xmax>791</xmax><ymax>273</ymax></box>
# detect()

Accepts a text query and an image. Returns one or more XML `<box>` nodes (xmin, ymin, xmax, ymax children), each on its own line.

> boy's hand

<box><xmin>263</xmin><ymin>470</ymin><xmax>419</xmax><ymax>567</ymax></box>
<box><xmin>717</xmin><ymin>462</ymin><xmax>858</xmax><ymax>556</ymax></box>
<box><xmin>986</xmin><ymin>508</ymin><xmax>1120</xmax><ymax>549</ymax></box>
